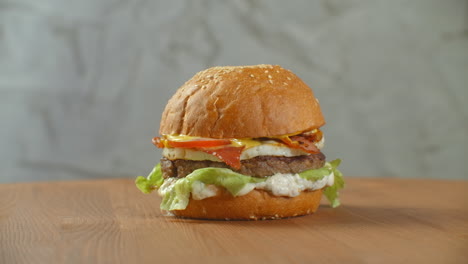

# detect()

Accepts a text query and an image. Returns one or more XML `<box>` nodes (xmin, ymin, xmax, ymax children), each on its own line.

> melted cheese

<box><xmin>231</xmin><ymin>138</ymin><xmax>261</xmax><ymax>148</ymax></box>
<box><xmin>163</xmin><ymin>134</ymin><xmax>262</xmax><ymax>148</ymax></box>
<box><xmin>162</xmin><ymin>130</ymin><xmax>320</xmax><ymax>149</ymax></box>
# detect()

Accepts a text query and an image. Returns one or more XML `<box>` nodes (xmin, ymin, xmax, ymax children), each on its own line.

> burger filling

<box><xmin>136</xmin><ymin>130</ymin><xmax>344</xmax><ymax>211</ymax></box>
<box><xmin>160</xmin><ymin>153</ymin><xmax>326</xmax><ymax>178</ymax></box>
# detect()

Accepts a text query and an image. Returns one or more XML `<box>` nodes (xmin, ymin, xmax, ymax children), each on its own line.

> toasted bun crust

<box><xmin>160</xmin><ymin>65</ymin><xmax>325</xmax><ymax>138</ymax></box>
<box><xmin>171</xmin><ymin>188</ymin><xmax>323</xmax><ymax>220</ymax></box>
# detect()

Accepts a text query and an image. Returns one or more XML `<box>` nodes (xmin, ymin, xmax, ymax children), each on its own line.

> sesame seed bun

<box><xmin>160</xmin><ymin>64</ymin><xmax>325</xmax><ymax>138</ymax></box>
<box><xmin>171</xmin><ymin>188</ymin><xmax>323</xmax><ymax>220</ymax></box>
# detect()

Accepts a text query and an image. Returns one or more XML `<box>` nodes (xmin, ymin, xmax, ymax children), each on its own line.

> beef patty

<box><xmin>160</xmin><ymin>152</ymin><xmax>326</xmax><ymax>178</ymax></box>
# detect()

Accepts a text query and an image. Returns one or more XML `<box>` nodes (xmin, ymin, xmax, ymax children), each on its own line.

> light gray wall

<box><xmin>1</xmin><ymin>0</ymin><xmax>467</xmax><ymax>183</ymax></box>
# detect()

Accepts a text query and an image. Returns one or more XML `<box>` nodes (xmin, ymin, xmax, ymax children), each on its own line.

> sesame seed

<box><xmin>250</xmin><ymin>74</ymin><xmax>255</xmax><ymax>77</ymax></box>
<box><xmin>268</xmin><ymin>75</ymin><xmax>272</xmax><ymax>79</ymax></box>
<box><xmin>269</xmin><ymin>80</ymin><xmax>273</xmax><ymax>84</ymax></box>
<box><xmin>265</xmin><ymin>70</ymin><xmax>269</xmax><ymax>73</ymax></box>
<box><xmin>283</xmin><ymin>82</ymin><xmax>288</xmax><ymax>85</ymax></box>
<box><xmin>287</xmin><ymin>77</ymin><xmax>291</xmax><ymax>80</ymax></box>
<box><xmin>276</xmin><ymin>70</ymin><xmax>280</xmax><ymax>73</ymax></box>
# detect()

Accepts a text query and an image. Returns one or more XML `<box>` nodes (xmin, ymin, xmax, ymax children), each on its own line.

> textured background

<box><xmin>1</xmin><ymin>0</ymin><xmax>467</xmax><ymax>183</ymax></box>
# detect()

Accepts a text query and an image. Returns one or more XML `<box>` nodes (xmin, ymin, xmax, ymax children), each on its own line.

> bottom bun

<box><xmin>170</xmin><ymin>188</ymin><xmax>323</xmax><ymax>220</ymax></box>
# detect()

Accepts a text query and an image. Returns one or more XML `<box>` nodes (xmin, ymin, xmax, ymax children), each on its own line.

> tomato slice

<box><xmin>200</xmin><ymin>146</ymin><xmax>244</xmax><ymax>169</ymax></box>
<box><xmin>280</xmin><ymin>134</ymin><xmax>320</xmax><ymax>154</ymax></box>
<box><xmin>152</xmin><ymin>137</ymin><xmax>231</xmax><ymax>149</ymax></box>
<box><xmin>152</xmin><ymin>136</ymin><xmax>243</xmax><ymax>169</ymax></box>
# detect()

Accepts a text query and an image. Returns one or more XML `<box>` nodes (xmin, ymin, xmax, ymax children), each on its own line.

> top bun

<box><xmin>160</xmin><ymin>64</ymin><xmax>325</xmax><ymax>138</ymax></box>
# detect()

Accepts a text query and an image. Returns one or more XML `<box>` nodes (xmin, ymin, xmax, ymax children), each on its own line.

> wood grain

<box><xmin>1</xmin><ymin>178</ymin><xmax>467</xmax><ymax>264</ymax></box>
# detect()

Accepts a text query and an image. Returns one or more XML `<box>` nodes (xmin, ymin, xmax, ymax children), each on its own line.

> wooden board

<box><xmin>1</xmin><ymin>178</ymin><xmax>467</xmax><ymax>263</ymax></box>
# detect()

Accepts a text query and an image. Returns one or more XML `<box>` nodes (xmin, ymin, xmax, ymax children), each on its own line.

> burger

<box><xmin>136</xmin><ymin>64</ymin><xmax>344</xmax><ymax>220</ymax></box>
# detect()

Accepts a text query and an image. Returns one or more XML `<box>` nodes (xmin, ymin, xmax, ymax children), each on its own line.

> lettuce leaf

<box><xmin>322</xmin><ymin>159</ymin><xmax>345</xmax><ymax>208</ymax></box>
<box><xmin>298</xmin><ymin>166</ymin><xmax>331</xmax><ymax>181</ymax></box>
<box><xmin>135</xmin><ymin>164</ymin><xmax>164</xmax><ymax>194</ymax></box>
<box><xmin>136</xmin><ymin>159</ymin><xmax>344</xmax><ymax>210</ymax></box>
<box><xmin>160</xmin><ymin>168</ymin><xmax>265</xmax><ymax>210</ymax></box>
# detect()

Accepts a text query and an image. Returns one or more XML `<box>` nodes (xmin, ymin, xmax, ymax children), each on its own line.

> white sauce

<box><xmin>162</xmin><ymin>137</ymin><xmax>324</xmax><ymax>161</ymax></box>
<box><xmin>160</xmin><ymin>171</ymin><xmax>335</xmax><ymax>200</ymax></box>
<box><xmin>238</xmin><ymin>171</ymin><xmax>334</xmax><ymax>197</ymax></box>
<box><xmin>191</xmin><ymin>181</ymin><xmax>218</xmax><ymax>200</ymax></box>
